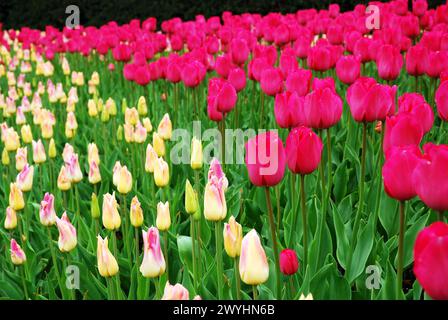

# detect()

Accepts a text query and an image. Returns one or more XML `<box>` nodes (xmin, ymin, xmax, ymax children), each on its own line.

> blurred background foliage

<box><xmin>0</xmin><ymin>0</ymin><xmax>446</xmax><ymax>30</ymax></box>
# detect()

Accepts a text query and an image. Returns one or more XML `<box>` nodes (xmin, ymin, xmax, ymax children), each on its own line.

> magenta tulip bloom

<box><xmin>383</xmin><ymin>113</ymin><xmax>423</xmax><ymax>154</ymax></box>
<box><xmin>274</xmin><ymin>91</ymin><xmax>303</xmax><ymax>129</ymax></box>
<box><xmin>260</xmin><ymin>68</ymin><xmax>284</xmax><ymax>96</ymax></box>
<box><xmin>406</xmin><ymin>45</ymin><xmax>428</xmax><ymax>77</ymax></box>
<box><xmin>245</xmin><ymin>132</ymin><xmax>286</xmax><ymax>187</ymax></box>
<box><xmin>398</xmin><ymin>93</ymin><xmax>434</xmax><ymax>133</ymax></box>
<box><xmin>336</xmin><ymin>55</ymin><xmax>361</xmax><ymax>85</ymax></box>
<box><xmin>382</xmin><ymin>145</ymin><xmax>422</xmax><ymax>201</ymax></box>
<box><xmin>230</xmin><ymin>38</ymin><xmax>250</xmax><ymax>66</ymax></box>
<box><xmin>302</xmin><ymin>87</ymin><xmax>342</xmax><ymax>129</ymax></box>
<box><xmin>436</xmin><ymin>81</ymin><xmax>448</xmax><ymax>122</ymax></box>
<box><xmin>376</xmin><ymin>44</ymin><xmax>403</xmax><ymax>81</ymax></box>
<box><xmin>279</xmin><ymin>249</ymin><xmax>299</xmax><ymax>276</ymax></box>
<box><xmin>347</xmin><ymin>77</ymin><xmax>397</xmax><ymax>123</ymax></box>
<box><xmin>228</xmin><ymin>68</ymin><xmax>246</xmax><ymax>92</ymax></box>
<box><xmin>414</xmin><ymin>222</ymin><xmax>448</xmax><ymax>300</ymax></box>
<box><xmin>285</xmin><ymin>69</ymin><xmax>312</xmax><ymax>97</ymax></box>
<box><xmin>413</xmin><ymin>143</ymin><xmax>448</xmax><ymax>211</ymax></box>
<box><xmin>286</xmin><ymin>126</ymin><xmax>323</xmax><ymax>175</ymax></box>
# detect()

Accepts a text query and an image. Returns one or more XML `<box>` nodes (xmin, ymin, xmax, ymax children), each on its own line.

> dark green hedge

<box><xmin>0</xmin><ymin>0</ymin><xmax>446</xmax><ymax>30</ymax></box>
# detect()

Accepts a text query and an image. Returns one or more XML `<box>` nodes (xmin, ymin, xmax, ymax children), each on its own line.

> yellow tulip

<box><xmin>97</xmin><ymin>235</ymin><xmax>119</xmax><ymax>278</ymax></box>
<box><xmin>223</xmin><ymin>216</ymin><xmax>243</xmax><ymax>258</ymax></box>
<box><xmin>239</xmin><ymin>229</ymin><xmax>269</xmax><ymax>285</ymax></box>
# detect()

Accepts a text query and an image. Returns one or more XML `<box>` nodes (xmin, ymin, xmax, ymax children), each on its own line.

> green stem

<box><xmin>252</xmin><ymin>285</ymin><xmax>258</xmax><ymax>300</ymax></box>
<box><xmin>134</xmin><ymin>227</ymin><xmax>140</xmax><ymax>263</ymax></box>
<box><xmin>47</xmin><ymin>227</ymin><xmax>65</xmax><ymax>298</ymax></box>
<box><xmin>234</xmin><ymin>257</ymin><xmax>241</xmax><ymax>300</ymax></box>
<box><xmin>397</xmin><ymin>201</ymin><xmax>406</xmax><ymax>300</ymax></box>
<box><xmin>326</xmin><ymin>128</ymin><xmax>332</xmax><ymax>200</ymax></box>
<box><xmin>215</xmin><ymin>220</ymin><xmax>224</xmax><ymax>300</ymax></box>
<box><xmin>20</xmin><ymin>265</ymin><xmax>29</xmax><ymax>300</ymax></box>
<box><xmin>264</xmin><ymin>187</ymin><xmax>281</xmax><ymax>299</ymax></box>
<box><xmin>190</xmin><ymin>215</ymin><xmax>198</xmax><ymax>293</ymax></box>
<box><xmin>438</xmin><ymin>211</ymin><xmax>445</xmax><ymax>222</ymax></box>
<box><xmin>164</xmin><ymin>231</ymin><xmax>169</xmax><ymax>283</ymax></box>
<box><xmin>300</xmin><ymin>175</ymin><xmax>308</xmax><ymax>269</ymax></box>
<box><xmin>288</xmin><ymin>173</ymin><xmax>297</xmax><ymax>247</ymax></box>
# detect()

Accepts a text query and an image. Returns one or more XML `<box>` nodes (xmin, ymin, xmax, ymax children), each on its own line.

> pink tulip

<box><xmin>376</xmin><ymin>44</ymin><xmax>403</xmax><ymax>81</ymax></box>
<box><xmin>302</xmin><ymin>86</ymin><xmax>343</xmax><ymax>129</ymax></box>
<box><xmin>245</xmin><ymin>131</ymin><xmax>286</xmax><ymax>187</ymax></box>
<box><xmin>260</xmin><ymin>68</ymin><xmax>284</xmax><ymax>96</ymax></box>
<box><xmin>286</xmin><ymin>126</ymin><xmax>323</xmax><ymax>175</ymax></box>
<box><xmin>383</xmin><ymin>113</ymin><xmax>424</xmax><ymax>154</ymax></box>
<box><xmin>436</xmin><ymin>81</ymin><xmax>448</xmax><ymax>122</ymax></box>
<box><xmin>285</xmin><ymin>69</ymin><xmax>312</xmax><ymax>97</ymax></box>
<box><xmin>336</xmin><ymin>55</ymin><xmax>361</xmax><ymax>85</ymax></box>
<box><xmin>398</xmin><ymin>93</ymin><xmax>434</xmax><ymax>133</ymax></box>
<box><xmin>274</xmin><ymin>91</ymin><xmax>303</xmax><ymax>129</ymax></box>
<box><xmin>406</xmin><ymin>45</ymin><xmax>428</xmax><ymax>77</ymax></box>
<box><xmin>382</xmin><ymin>145</ymin><xmax>422</xmax><ymax>201</ymax></box>
<box><xmin>228</xmin><ymin>68</ymin><xmax>246</xmax><ymax>92</ymax></box>
<box><xmin>414</xmin><ymin>222</ymin><xmax>448</xmax><ymax>300</ymax></box>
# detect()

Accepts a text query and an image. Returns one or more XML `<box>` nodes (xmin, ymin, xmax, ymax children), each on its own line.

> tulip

<box><xmin>97</xmin><ymin>235</ymin><xmax>119</xmax><ymax>278</ymax></box>
<box><xmin>190</xmin><ymin>137</ymin><xmax>203</xmax><ymax>170</ymax></box>
<box><xmin>302</xmin><ymin>86</ymin><xmax>343</xmax><ymax>129</ymax></box>
<box><xmin>16</xmin><ymin>164</ymin><xmax>34</xmax><ymax>192</ymax></box>
<box><xmin>398</xmin><ymin>93</ymin><xmax>434</xmax><ymax>134</ymax></box>
<box><xmin>15</xmin><ymin>147</ymin><xmax>27</xmax><ymax>171</ymax></box>
<box><xmin>157</xmin><ymin>113</ymin><xmax>172</xmax><ymax>140</ymax></box>
<box><xmin>347</xmin><ymin>78</ymin><xmax>397</xmax><ymax>123</ymax></box>
<box><xmin>130</xmin><ymin>196</ymin><xmax>144</xmax><ymax>227</ymax></box>
<box><xmin>274</xmin><ymin>91</ymin><xmax>303</xmax><ymax>129</ymax></box>
<box><xmin>116</xmin><ymin>165</ymin><xmax>132</xmax><ymax>194</ymax></box>
<box><xmin>4</xmin><ymin>207</ymin><xmax>17</xmax><ymax>230</ymax></box>
<box><xmin>56</xmin><ymin>212</ymin><xmax>77</xmax><ymax>252</ymax></box>
<box><xmin>91</xmin><ymin>193</ymin><xmax>100</xmax><ymax>219</ymax></box>
<box><xmin>66</xmin><ymin>154</ymin><xmax>82</xmax><ymax>183</ymax></box>
<box><xmin>280</xmin><ymin>249</ymin><xmax>299</xmax><ymax>275</ymax></box>
<box><xmin>285</xmin><ymin>69</ymin><xmax>312</xmax><ymax>97</ymax></box>
<box><xmin>39</xmin><ymin>193</ymin><xmax>56</xmax><ymax>226</ymax></box>
<box><xmin>48</xmin><ymin>138</ymin><xmax>56</xmax><ymax>158</ymax></box>
<box><xmin>161</xmin><ymin>282</ymin><xmax>189</xmax><ymax>300</ymax></box>
<box><xmin>156</xmin><ymin>201</ymin><xmax>171</xmax><ymax>231</ymax></box>
<box><xmin>88</xmin><ymin>143</ymin><xmax>100</xmax><ymax>165</ymax></box>
<box><xmin>413</xmin><ymin>222</ymin><xmax>448</xmax><ymax>300</ymax></box>
<box><xmin>228</xmin><ymin>68</ymin><xmax>246</xmax><ymax>92</ymax></box>
<box><xmin>102</xmin><ymin>192</ymin><xmax>121</xmax><ymax>231</ymax></box>
<box><xmin>336</xmin><ymin>55</ymin><xmax>361</xmax><ymax>85</ymax></box>
<box><xmin>153</xmin><ymin>132</ymin><xmax>165</xmax><ymax>157</ymax></box>
<box><xmin>299</xmin><ymin>293</ymin><xmax>314</xmax><ymax>300</ymax></box>
<box><xmin>307</xmin><ymin>45</ymin><xmax>332</xmax><ymax>72</ymax></box>
<box><xmin>413</xmin><ymin>143</ymin><xmax>448</xmax><ymax>212</ymax></box>
<box><xmin>137</xmin><ymin>96</ymin><xmax>148</xmax><ymax>116</ymax></box>
<box><xmin>140</xmin><ymin>227</ymin><xmax>166</xmax><ymax>278</ymax></box>
<box><xmin>239</xmin><ymin>229</ymin><xmax>269</xmax><ymax>285</ymax></box>
<box><xmin>376</xmin><ymin>44</ymin><xmax>403</xmax><ymax>81</ymax></box>
<box><xmin>245</xmin><ymin>131</ymin><xmax>286</xmax><ymax>187</ymax></box>
<box><xmin>32</xmin><ymin>139</ymin><xmax>46</xmax><ymax>164</ymax></box>
<box><xmin>57</xmin><ymin>165</ymin><xmax>72</xmax><ymax>191</ymax></box>
<box><xmin>436</xmin><ymin>81</ymin><xmax>448</xmax><ymax>122</ymax></box>
<box><xmin>185</xmin><ymin>179</ymin><xmax>199</xmax><ymax>215</ymax></box>
<box><xmin>9</xmin><ymin>182</ymin><xmax>25</xmax><ymax>211</ymax></box>
<box><xmin>145</xmin><ymin>143</ymin><xmax>158</xmax><ymax>173</ymax></box>
<box><xmin>204</xmin><ymin>176</ymin><xmax>227</xmax><ymax>222</ymax></box>
<box><xmin>260</xmin><ymin>68</ymin><xmax>283</xmax><ymax>96</ymax></box>
<box><xmin>88</xmin><ymin>161</ymin><xmax>101</xmax><ymax>185</ymax></box>
<box><xmin>2</xmin><ymin>148</ymin><xmax>9</xmax><ymax>165</ymax></box>
<box><xmin>10</xmin><ymin>239</ymin><xmax>26</xmax><ymax>265</ymax></box>
<box><xmin>383</xmin><ymin>113</ymin><xmax>423</xmax><ymax>154</ymax></box>
<box><xmin>230</xmin><ymin>38</ymin><xmax>250</xmax><ymax>66</ymax></box>
<box><xmin>4</xmin><ymin>128</ymin><xmax>20</xmax><ymax>151</ymax></box>
<box><xmin>406</xmin><ymin>45</ymin><xmax>428</xmax><ymax>77</ymax></box>
<box><xmin>223</xmin><ymin>216</ymin><xmax>242</xmax><ymax>258</ymax></box>
<box><xmin>143</xmin><ymin>117</ymin><xmax>153</xmax><ymax>133</ymax></box>
<box><xmin>154</xmin><ymin>157</ymin><xmax>169</xmax><ymax>188</ymax></box>
<box><xmin>20</xmin><ymin>125</ymin><xmax>32</xmax><ymax>144</ymax></box>
<box><xmin>382</xmin><ymin>145</ymin><xmax>422</xmax><ymax>201</ymax></box>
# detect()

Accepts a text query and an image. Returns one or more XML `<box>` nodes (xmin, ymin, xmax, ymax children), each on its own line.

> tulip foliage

<box><xmin>1</xmin><ymin>0</ymin><xmax>448</xmax><ymax>301</ymax></box>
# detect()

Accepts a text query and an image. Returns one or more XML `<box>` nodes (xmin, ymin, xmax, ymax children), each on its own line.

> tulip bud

<box><xmin>32</xmin><ymin>139</ymin><xmax>46</xmax><ymax>164</ymax></box>
<box><xmin>2</xmin><ymin>148</ymin><xmax>10</xmax><ymax>165</ymax></box>
<box><xmin>48</xmin><ymin>138</ymin><xmax>57</xmax><ymax>158</ymax></box>
<box><xmin>88</xmin><ymin>99</ymin><xmax>98</xmax><ymax>117</ymax></box>
<box><xmin>156</xmin><ymin>201</ymin><xmax>171</xmax><ymax>231</ymax></box>
<box><xmin>145</xmin><ymin>143</ymin><xmax>158</xmax><ymax>173</ymax></box>
<box><xmin>154</xmin><ymin>157</ymin><xmax>170</xmax><ymax>188</ymax></box>
<box><xmin>130</xmin><ymin>196</ymin><xmax>144</xmax><ymax>227</ymax></box>
<box><xmin>121</xmin><ymin>98</ymin><xmax>127</xmax><ymax>113</ymax></box>
<box><xmin>223</xmin><ymin>216</ymin><xmax>242</xmax><ymax>258</ymax></box>
<box><xmin>16</xmin><ymin>164</ymin><xmax>34</xmax><ymax>192</ymax></box>
<box><xmin>88</xmin><ymin>143</ymin><xmax>100</xmax><ymax>165</ymax></box>
<box><xmin>21</xmin><ymin>124</ymin><xmax>33</xmax><ymax>144</ymax></box>
<box><xmin>97</xmin><ymin>235</ymin><xmax>119</xmax><ymax>277</ymax></box>
<box><xmin>125</xmin><ymin>107</ymin><xmax>139</xmax><ymax>125</ymax></box>
<box><xmin>279</xmin><ymin>249</ymin><xmax>299</xmax><ymax>275</ymax></box>
<box><xmin>157</xmin><ymin>113</ymin><xmax>172</xmax><ymax>140</ymax></box>
<box><xmin>239</xmin><ymin>229</ymin><xmax>269</xmax><ymax>285</ymax></box>
<box><xmin>143</xmin><ymin>117</ymin><xmax>153</xmax><ymax>132</ymax></box>
<box><xmin>66</xmin><ymin>154</ymin><xmax>83</xmax><ymax>183</ymax></box>
<box><xmin>57</xmin><ymin>165</ymin><xmax>72</xmax><ymax>191</ymax></box>
<box><xmin>9</xmin><ymin>182</ymin><xmax>25</xmax><ymax>211</ymax></box>
<box><xmin>190</xmin><ymin>137</ymin><xmax>203</xmax><ymax>170</ymax></box>
<box><xmin>137</xmin><ymin>96</ymin><xmax>148</xmax><ymax>116</ymax></box>
<box><xmin>39</xmin><ymin>193</ymin><xmax>56</xmax><ymax>226</ymax></box>
<box><xmin>116</xmin><ymin>165</ymin><xmax>132</xmax><ymax>194</ymax></box>
<box><xmin>140</xmin><ymin>227</ymin><xmax>166</xmax><ymax>278</ymax></box>
<box><xmin>153</xmin><ymin>132</ymin><xmax>165</xmax><ymax>157</ymax></box>
<box><xmin>91</xmin><ymin>193</ymin><xmax>100</xmax><ymax>219</ymax></box>
<box><xmin>116</xmin><ymin>125</ymin><xmax>123</xmax><ymax>141</ymax></box>
<box><xmin>124</xmin><ymin>123</ymin><xmax>134</xmax><ymax>143</ymax></box>
<box><xmin>10</xmin><ymin>239</ymin><xmax>26</xmax><ymax>265</ymax></box>
<box><xmin>185</xmin><ymin>179</ymin><xmax>199</xmax><ymax>214</ymax></box>
<box><xmin>161</xmin><ymin>282</ymin><xmax>190</xmax><ymax>300</ymax></box>
<box><xmin>4</xmin><ymin>207</ymin><xmax>17</xmax><ymax>230</ymax></box>
<box><xmin>56</xmin><ymin>212</ymin><xmax>77</xmax><ymax>252</ymax></box>
<box><xmin>5</xmin><ymin>128</ymin><xmax>20</xmax><ymax>151</ymax></box>
<box><xmin>100</xmin><ymin>108</ymin><xmax>110</xmax><ymax>122</ymax></box>
<box><xmin>102</xmin><ymin>192</ymin><xmax>121</xmax><ymax>230</ymax></box>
